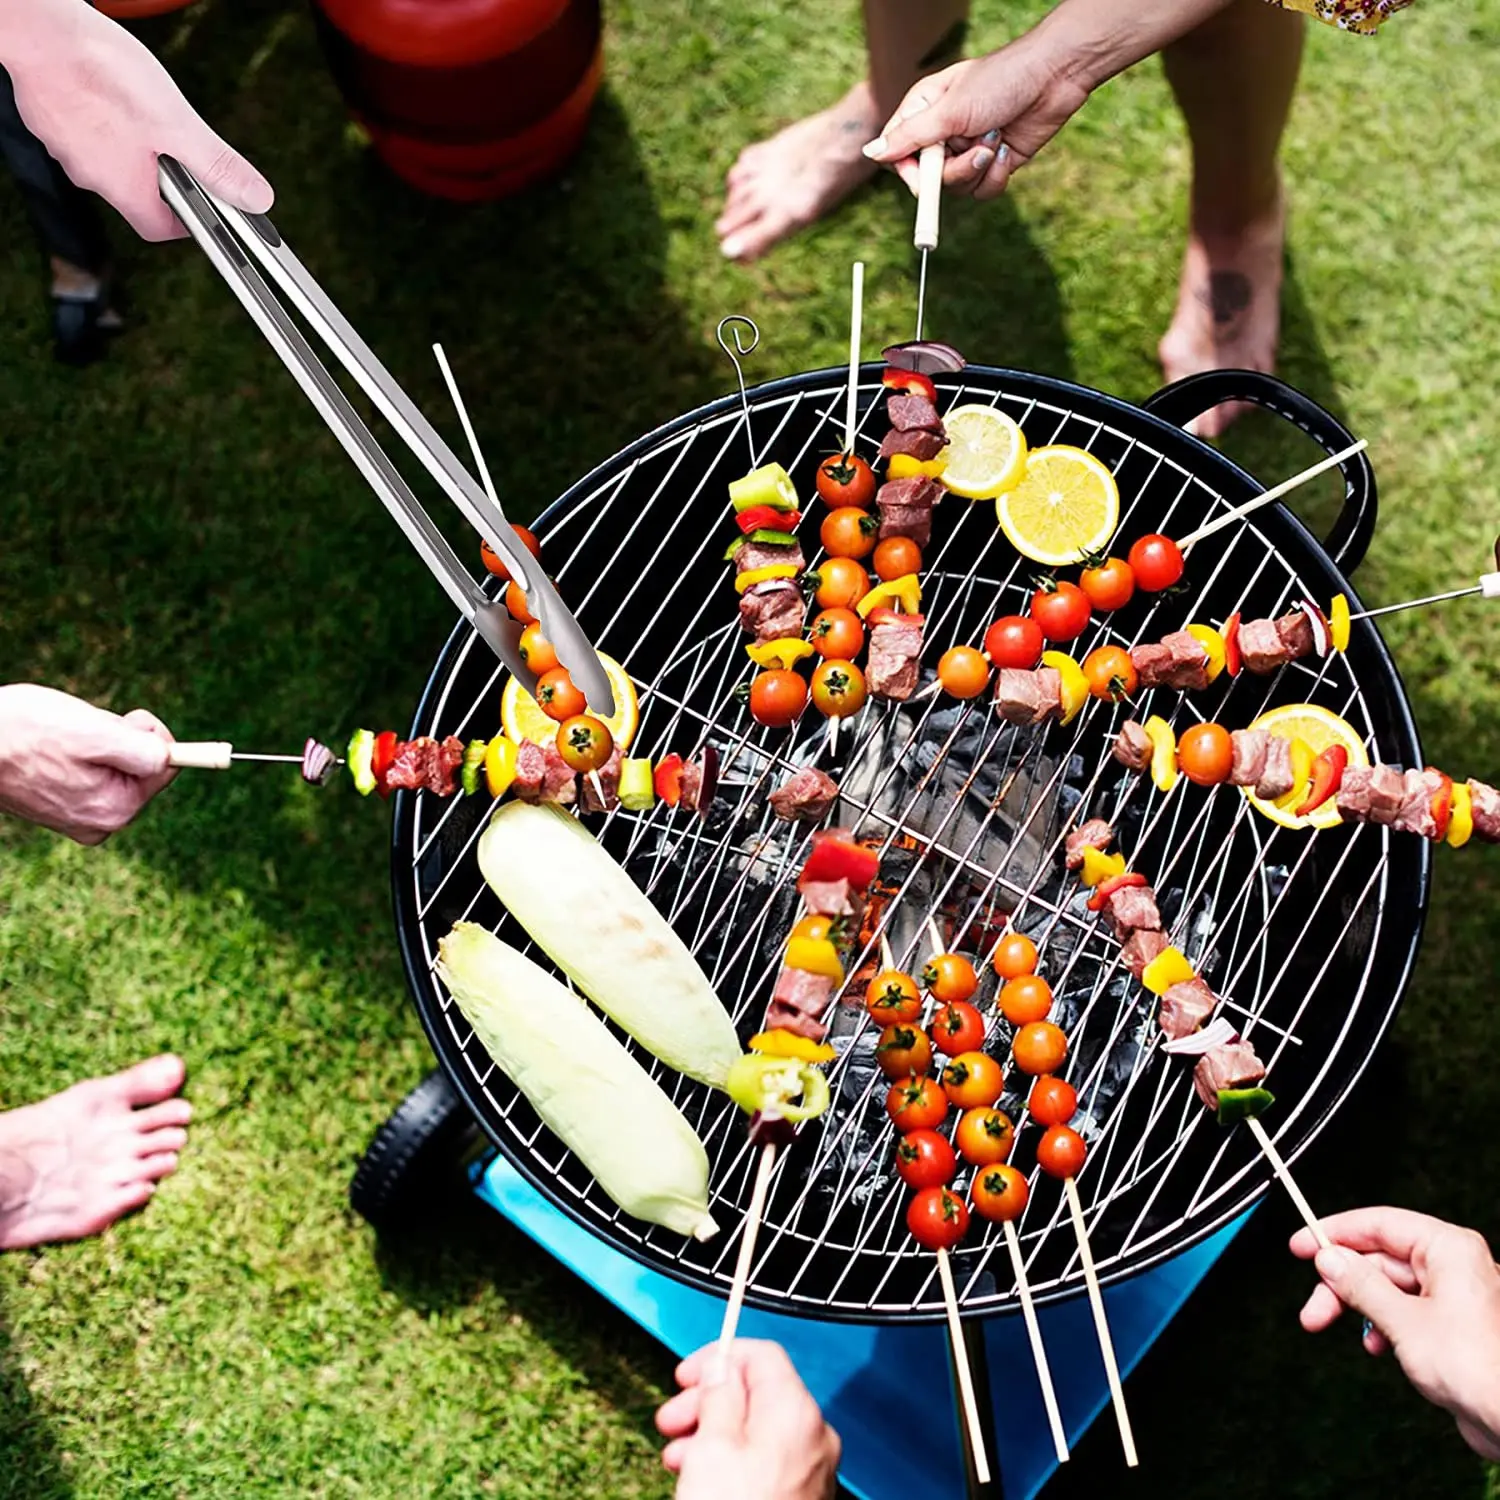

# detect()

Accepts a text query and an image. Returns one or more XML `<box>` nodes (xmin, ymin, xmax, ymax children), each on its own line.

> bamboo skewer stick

<box><xmin>936</xmin><ymin>1247</ymin><xmax>992</xmax><ymax>1486</ymax></box>
<box><xmin>717</xmin><ymin>1139</ymin><xmax>778</xmax><ymax>1357</ymax></box>
<box><xmin>1176</xmin><ymin>441</ymin><xmax>1367</xmax><ymax>551</ymax></box>
<box><xmin>1246</xmin><ymin>1116</ymin><xmax>1331</xmax><ymax>1249</ymax></box>
<box><xmin>1003</xmin><ymin>1219</ymin><xmax>1068</xmax><ymax>1464</ymax></box>
<box><xmin>1063</xmin><ymin>1175</ymin><xmax>1138</xmax><ymax>1467</ymax></box>
<box><xmin>843</xmin><ymin>261</ymin><xmax>865</xmax><ymax>455</ymax></box>
<box><xmin>433</xmin><ymin>342</ymin><xmax>502</xmax><ymax>509</ymax></box>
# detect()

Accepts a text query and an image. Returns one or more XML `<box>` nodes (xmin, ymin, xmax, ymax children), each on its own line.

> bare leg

<box><xmin>1158</xmin><ymin>0</ymin><xmax>1304</xmax><ymax>436</ymax></box>
<box><xmin>716</xmin><ymin>0</ymin><xmax>969</xmax><ymax>261</ymax></box>
<box><xmin>0</xmin><ymin>1055</ymin><xmax>191</xmax><ymax>1250</ymax></box>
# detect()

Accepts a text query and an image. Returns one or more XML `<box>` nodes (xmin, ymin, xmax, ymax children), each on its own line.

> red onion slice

<box><xmin>301</xmin><ymin>737</ymin><xmax>337</xmax><ymax>786</ymax></box>
<box><xmin>882</xmin><ymin>340</ymin><xmax>966</xmax><ymax>375</ymax></box>
<box><xmin>1299</xmin><ymin>600</ymin><xmax>1332</xmax><ymax>658</ymax></box>
<box><xmin>695</xmin><ymin>744</ymin><xmax>720</xmax><ymax>815</ymax></box>
<box><xmin>1162</xmin><ymin>1016</ymin><xmax>1237</xmax><ymax>1056</ymax></box>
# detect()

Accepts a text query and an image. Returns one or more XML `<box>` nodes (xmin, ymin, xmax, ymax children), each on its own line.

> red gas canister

<box><xmin>311</xmin><ymin>0</ymin><xmax>602</xmax><ymax>202</ymax></box>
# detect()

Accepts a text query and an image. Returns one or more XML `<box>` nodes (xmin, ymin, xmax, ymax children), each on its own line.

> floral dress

<box><xmin>1268</xmin><ymin>0</ymin><xmax>1414</xmax><ymax>33</ymax></box>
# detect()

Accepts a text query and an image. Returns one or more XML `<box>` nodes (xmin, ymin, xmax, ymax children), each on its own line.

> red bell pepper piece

<box><xmin>372</xmin><ymin>730</ymin><xmax>399</xmax><ymax>798</ymax></box>
<box><xmin>1223</xmin><ymin>613</ymin><xmax>1242</xmax><ymax>677</ymax></box>
<box><xmin>736</xmin><ymin>505</ymin><xmax>801</xmax><ymax>535</ymax></box>
<box><xmin>654</xmin><ymin>754</ymin><xmax>686</xmax><ymax>807</ymax></box>
<box><xmin>1295</xmin><ymin>744</ymin><xmax>1348</xmax><ymax>817</ymax></box>
<box><xmin>799</xmin><ymin>829</ymin><xmax>881</xmax><ymax>891</ymax></box>
<box><xmin>1428</xmin><ymin>767</ymin><xmax>1454</xmax><ymax>840</ymax></box>
<box><xmin>881</xmin><ymin>368</ymin><xmax>938</xmax><ymax>403</ymax></box>
<box><xmin>864</xmin><ymin>606</ymin><xmax>903</xmax><ymax>626</ymax></box>
<box><xmin>1086</xmin><ymin>870</ymin><xmax>1146</xmax><ymax>913</ymax></box>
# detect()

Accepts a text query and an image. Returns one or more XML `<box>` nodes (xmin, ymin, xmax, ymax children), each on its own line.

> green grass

<box><xmin>1</xmin><ymin>0</ymin><xmax>1498</xmax><ymax>1495</ymax></box>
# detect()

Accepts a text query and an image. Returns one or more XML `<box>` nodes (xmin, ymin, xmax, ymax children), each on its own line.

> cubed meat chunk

<box><xmin>735</xmin><ymin>538</ymin><xmax>805</xmax><ymax>575</ymax></box>
<box><xmin>1193</xmin><ymin>1039</ymin><xmax>1266</xmax><ymax>1111</ymax></box>
<box><xmin>769</xmin><ymin>767</ymin><xmax>840</xmax><ymax>824</ymax></box>
<box><xmin>1130</xmin><ymin>642</ymin><xmax>1174</xmax><ymax>690</ymax></box>
<box><xmin>1158</xmin><ymin>630</ymin><xmax>1212</xmax><ymax>691</ymax></box>
<box><xmin>1065</xmin><ymin>818</ymin><xmax>1115</xmax><ymax>870</ymax></box>
<box><xmin>868</xmin><ymin>617</ymin><xmax>924</xmax><ymax>701</ymax></box>
<box><xmin>1393</xmin><ymin>768</ymin><xmax>1444</xmax><ymax>839</ymax></box>
<box><xmin>1032</xmin><ymin>669</ymin><xmax>1063</xmax><ymax>724</ymax></box>
<box><xmin>1121</xmin><ymin>928</ymin><xmax>1170</xmax><ymax>980</ymax></box>
<box><xmin>764</xmin><ymin>966</ymin><xmax>836</xmax><ymax>1042</ymax></box>
<box><xmin>878</xmin><ymin>427</ymin><xmax>947</xmax><ymax>463</ymax></box>
<box><xmin>1230</xmin><ymin>729</ymin><xmax>1270</xmax><ymax>788</ymax></box>
<box><xmin>578</xmin><ymin>747</ymin><xmax>622</xmax><ymax>813</ymax></box>
<box><xmin>1367</xmin><ymin>764</ymin><xmax>1408</xmax><ymax>824</ymax></box>
<box><xmin>875</xmin><ymin>476</ymin><xmax>943</xmax><ymax>511</ymax></box>
<box><xmin>1275</xmin><ymin>609</ymin><xmax>1315</xmax><ymax>659</ymax></box>
<box><xmin>512</xmin><ymin>740</ymin><xmax>547</xmax><ymax>801</ymax></box>
<box><xmin>384</xmin><ymin>734</ymin><xmax>467</xmax><ymax>796</ymax></box>
<box><xmin>540</xmin><ymin>743</ymin><xmax>577</xmax><ymax>806</ymax></box>
<box><xmin>876</xmin><ymin>501</ymin><xmax>932</xmax><ymax>549</ymax></box>
<box><xmin>1159</xmin><ymin>977</ymin><xmax>1218</xmax><ymax>1041</ymax></box>
<box><xmin>679</xmin><ymin>747</ymin><xmax>719</xmax><ymax>815</ymax></box>
<box><xmin>1469</xmin><ymin>779</ymin><xmax>1500</xmax><ymax>843</ymax></box>
<box><xmin>1104</xmin><ymin>883</ymin><xmax>1162</xmax><ymax>941</ymax></box>
<box><xmin>1335</xmin><ymin>766</ymin><xmax>1375</xmax><ymax>822</ymax></box>
<box><xmin>887</xmin><ymin>393</ymin><xmax>943</xmax><ymax>432</ymax></box>
<box><xmin>1113</xmin><ymin>720</ymin><xmax>1153</xmax><ymax>772</ymax></box>
<box><xmin>1253</xmin><ymin>736</ymin><xmax>1295</xmax><ymax>801</ymax></box>
<box><xmin>796</xmin><ymin>877</ymin><xmax>863</xmax><ymax>919</ymax></box>
<box><xmin>739</xmin><ymin>580</ymin><xmax>806</xmax><ymax>642</ymax></box>
<box><xmin>994</xmin><ymin>668</ymin><xmax>1044</xmax><ymax>725</ymax></box>
<box><xmin>1238</xmin><ymin>618</ymin><xmax>1291</xmax><ymax>675</ymax></box>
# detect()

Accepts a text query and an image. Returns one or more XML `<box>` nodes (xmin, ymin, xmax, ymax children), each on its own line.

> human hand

<box><xmin>2</xmin><ymin>0</ymin><xmax>272</xmax><ymax>240</ymax></box>
<box><xmin>1292</xmin><ymin>1207</ymin><xmax>1500</xmax><ymax>1460</ymax></box>
<box><xmin>0</xmin><ymin>685</ymin><xmax>176</xmax><ymax>845</ymax></box>
<box><xmin>655</xmin><ymin>1340</ymin><xmax>840</xmax><ymax>1500</ymax></box>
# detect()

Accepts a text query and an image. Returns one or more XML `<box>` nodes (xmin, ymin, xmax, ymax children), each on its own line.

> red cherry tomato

<box><xmin>906</xmin><ymin>1185</ymin><xmax>970</xmax><ymax>1251</ymax></box>
<box><xmin>971</xmin><ymin>1164</ymin><xmax>1030</xmax><ymax>1222</ymax></box>
<box><xmin>810</xmin><ymin>607</ymin><xmax>865</xmax><ymax>660</ymax></box>
<box><xmin>1178</xmin><ymin>722</ymin><xmax>1235</xmax><ymax>786</ymax></box>
<box><xmin>535</xmin><ymin>667</ymin><xmax>586</xmax><ymax>722</ymax></box>
<box><xmin>1079</xmin><ymin>556</ymin><xmax>1135</xmax><ymax>612</ymax></box>
<box><xmin>1030</xmin><ymin>581</ymin><xmax>1092</xmax><ymax>644</ymax></box>
<box><xmin>922</xmin><ymin>952</ymin><xmax>978</xmax><ymax>1004</ymax></box>
<box><xmin>749</xmin><ymin>669</ymin><xmax>808</xmax><ymax>728</ymax></box>
<box><xmin>816</xmin><ymin>453</ymin><xmax>876</xmax><ymax>509</ymax></box>
<box><xmin>1128</xmin><ymin>534</ymin><xmax>1185</xmax><ymax>592</ymax></box>
<box><xmin>877</xmin><ymin>1023</ymin><xmax>934</xmax><ymax>1079</ymax></box>
<box><xmin>929</xmin><ymin>1000</ymin><xmax>986</xmax><ymax>1057</ymax></box>
<box><xmin>990</xmin><ymin>932</ymin><xmax>1038</xmax><ymax>980</ymax></box>
<box><xmin>984</xmin><ymin>615</ymin><xmax>1044</xmax><ymax>670</ymax></box>
<box><xmin>885</xmin><ymin>1075</ymin><xmax>948</xmax><ymax>1132</ymax></box>
<box><xmin>894</xmin><ymin>1128</ymin><xmax>958</xmax><ymax>1191</ymax></box>
<box><xmin>999</xmin><ymin>975</ymin><xmax>1054</xmax><ymax>1026</ymax></box>
<box><xmin>1013</xmin><ymin>1020</ymin><xmax>1068</xmax><ymax>1076</ymax></box>
<box><xmin>955</xmin><ymin>1106</ymin><xmax>1015</xmax><ymax>1167</ymax></box>
<box><xmin>1027</xmin><ymin>1076</ymin><xmax>1078</xmax><ymax>1127</ymax></box>
<box><xmin>872</xmin><ymin>536</ymin><xmax>922</xmax><ymax>581</ymax></box>
<box><xmin>1036</xmin><ymin>1123</ymin><xmax>1088</xmax><ymax>1179</ymax></box>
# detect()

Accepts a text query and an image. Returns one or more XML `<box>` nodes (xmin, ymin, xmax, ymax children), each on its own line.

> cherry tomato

<box><xmin>1128</xmin><ymin>534</ymin><xmax>1185</xmax><ymax>592</ymax></box>
<box><xmin>936</xmin><ymin>646</ymin><xmax>990</xmax><ymax>701</ymax></box>
<box><xmin>749</xmin><ymin>669</ymin><xmax>808</xmax><ymax>728</ymax></box>
<box><xmin>814</xmin><ymin>556</ymin><xmax>871</xmax><ymax>611</ymax></box>
<box><xmin>866</xmin><ymin>969</ymin><xmax>922</xmax><ymax>1026</ymax></box>
<box><xmin>816</xmin><ymin>452</ymin><xmax>876</xmax><ymax>509</ymax></box>
<box><xmin>811</xmin><ymin>659</ymin><xmax>867</xmax><ymax>719</ymax></box>
<box><xmin>1079</xmin><ymin>556</ymin><xmax>1135</xmax><ymax>612</ymax></box>
<box><xmin>1082</xmin><ymin>645</ymin><xmax>1138</xmax><ymax>702</ymax></box>
<box><xmin>894</xmin><ymin>1128</ymin><xmax>958</xmax><ymax>1191</ymax></box>
<box><xmin>1027</xmin><ymin>1076</ymin><xmax>1078</xmax><ymax>1127</ymax></box>
<box><xmin>1178</xmin><ymin>722</ymin><xmax>1235</xmax><ymax>787</ymax></box>
<box><xmin>906</xmin><ymin>1185</ymin><xmax>969</xmax><ymax>1251</ymax></box>
<box><xmin>481</xmin><ymin>525</ymin><xmax>542</xmax><ymax>580</ymax></box>
<box><xmin>955</xmin><ymin>1106</ymin><xmax>1015</xmax><ymax>1167</ymax></box>
<box><xmin>518</xmin><ymin>623</ymin><xmax>559</xmax><ymax>675</ymax></box>
<box><xmin>999</xmin><ymin>975</ymin><xmax>1054</xmax><ymax>1026</ymax></box>
<box><xmin>505</xmin><ymin>579</ymin><xmax>537</xmax><ymax>625</ymax></box>
<box><xmin>556</xmin><ymin>714</ymin><xmax>614</xmax><ymax>773</ymax></box>
<box><xmin>1036</xmin><ymin>1123</ymin><xmax>1088</xmax><ymax>1180</ymax></box>
<box><xmin>942</xmin><ymin>1051</ymin><xmax>1006</xmax><ymax>1109</ymax></box>
<box><xmin>971</xmin><ymin>1164</ymin><xmax>1029</xmax><ymax>1223</ymax></box>
<box><xmin>930</xmin><ymin>1000</ymin><xmax>986</xmax><ymax>1057</ymax></box>
<box><xmin>877</xmin><ymin>1023</ymin><xmax>933</xmax><ymax>1079</ymax></box>
<box><xmin>1030</xmin><ymin>581</ymin><xmax>1092</xmax><ymax>643</ymax></box>
<box><xmin>872</xmin><ymin>536</ymin><xmax>922</xmax><ymax>582</ymax></box>
<box><xmin>791</xmin><ymin>913</ymin><xmax>843</xmax><ymax>944</ymax></box>
<box><xmin>990</xmin><ymin>932</ymin><xmax>1038</xmax><ymax>981</ymax></box>
<box><xmin>810</xmin><ymin>607</ymin><xmax>865</xmax><ymax>661</ymax></box>
<box><xmin>922</xmin><ymin>952</ymin><xmax>978</xmax><ymax>1004</ymax></box>
<box><xmin>984</xmin><ymin>615</ymin><xmax>1043</xmax><ymax>670</ymax></box>
<box><xmin>886</xmin><ymin>1075</ymin><xmax>948</xmax><ymax>1132</ymax></box>
<box><xmin>820</xmin><ymin>506</ymin><xmax>879</xmax><ymax>560</ymax></box>
<box><xmin>1013</xmin><ymin>1020</ymin><xmax>1068</xmax><ymax>1076</ymax></box>
<box><xmin>535</xmin><ymin>667</ymin><xmax>585</xmax><ymax>722</ymax></box>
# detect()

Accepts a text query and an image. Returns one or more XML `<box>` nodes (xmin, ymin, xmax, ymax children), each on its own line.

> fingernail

<box><xmin>861</xmin><ymin>136</ymin><xmax>888</xmax><ymax>159</ymax></box>
<box><xmin>980</xmin><ymin>129</ymin><xmax>1001</xmax><ymax>147</ymax></box>
<box><xmin>995</xmin><ymin>143</ymin><xmax>1010</xmax><ymax>164</ymax></box>
<box><xmin>971</xmin><ymin>148</ymin><xmax>994</xmax><ymax>173</ymax></box>
<box><xmin>1360</xmin><ymin>1317</ymin><xmax>1375</xmax><ymax>1341</ymax></box>
<box><xmin>1316</xmin><ymin>1246</ymin><xmax>1350</xmax><ymax>1277</ymax></box>
<box><xmin>720</xmin><ymin>236</ymin><xmax>743</xmax><ymax>259</ymax></box>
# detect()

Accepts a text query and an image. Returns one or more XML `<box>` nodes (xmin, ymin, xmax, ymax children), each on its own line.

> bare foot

<box><xmin>1158</xmin><ymin>188</ymin><xmax>1287</xmax><ymax>438</ymax></box>
<box><xmin>0</xmin><ymin>1054</ymin><xmax>190</xmax><ymax>1250</ymax></box>
<box><xmin>716</xmin><ymin>81</ymin><xmax>884</xmax><ymax>262</ymax></box>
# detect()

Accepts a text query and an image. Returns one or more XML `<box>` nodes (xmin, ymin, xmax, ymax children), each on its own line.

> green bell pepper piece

<box><xmin>1216</xmin><ymin>1086</ymin><xmax>1275</xmax><ymax>1126</ymax></box>
<box><xmin>460</xmin><ymin>739</ymin><xmax>488</xmax><ymax>797</ymax></box>
<box><xmin>346</xmin><ymin>729</ymin><xmax>377</xmax><ymax>797</ymax></box>
<box><xmin>729</xmin><ymin>463</ymin><xmax>798</xmax><ymax>514</ymax></box>
<box><xmin>725</xmin><ymin>1053</ymin><xmax>831</xmax><ymax>1124</ymax></box>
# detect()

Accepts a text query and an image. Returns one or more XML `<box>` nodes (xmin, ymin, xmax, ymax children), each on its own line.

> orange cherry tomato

<box><xmin>937</xmin><ymin>645</ymin><xmax>991</xmax><ymax>700</ymax></box>
<box><xmin>518</xmin><ymin>623</ymin><xmax>559</xmax><ymax>676</ymax></box>
<box><xmin>481</xmin><ymin>525</ymin><xmax>542</xmax><ymax>580</ymax></box>
<box><xmin>749</xmin><ymin>669</ymin><xmax>808</xmax><ymax>728</ymax></box>
<box><xmin>816</xmin><ymin>453</ymin><xmax>876</xmax><ymax>509</ymax></box>
<box><xmin>810</xmin><ymin>607</ymin><xmax>866</xmax><ymax>661</ymax></box>
<box><xmin>999</xmin><ymin>974</ymin><xmax>1054</xmax><ymax>1026</ymax></box>
<box><xmin>866</xmin><ymin>970</ymin><xmax>922</xmax><ymax>1026</ymax></box>
<box><xmin>505</xmin><ymin>578</ymin><xmax>537</xmax><ymax>625</ymax></box>
<box><xmin>1013</xmin><ymin>1020</ymin><xmax>1068</xmax><ymax>1076</ymax></box>
<box><xmin>929</xmin><ymin>1000</ymin><xmax>985</xmax><ymax>1057</ymax></box>
<box><xmin>906</xmin><ymin>1185</ymin><xmax>969</xmax><ymax>1251</ymax></box>
<box><xmin>535</xmin><ymin>667</ymin><xmax>585</xmax><ymax>722</ymax></box>
<box><xmin>820</xmin><ymin>506</ymin><xmax>879</xmax><ymax>560</ymax></box>
<box><xmin>1036</xmin><ymin>1123</ymin><xmax>1088</xmax><ymax>1179</ymax></box>
<box><xmin>814</xmin><ymin>557</ymin><xmax>871</xmax><ymax>611</ymax></box>
<box><xmin>1082</xmin><ymin>645</ymin><xmax>1138</xmax><ymax>702</ymax></box>
<box><xmin>556</xmin><ymin>714</ymin><xmax>614</xmax><ymax>773</ymax></box>
<box><xmin>955</xmin><ymin>1106</ymin><xmax>1015</xmax><ymax>1167</ymax></box>
<box><xmin>1028</xmin><ymin>1076</ymin><xmax>1078</xmax><ymax>1127</ymax></box>
<box><xmin>885</xmin><ymin>1075</ymin><xmax>948</xmax><ymax>1131</ymax></box>
<box><xmin>1079</xmin><ymin>556</ymin><xmax>1135</xmax><ymax>612</ymax></box>
<box><xmin>811</xmin><ymin>659</ymin><xmax>867</xmax><ymax>718</ymax></box>
<box><xmin>877</xmin><ymin>1023</ymin><xmax>933</xmax><ymax>1079</ymax></box>
<box><xmin>990</xmin><ymin>932</ymin><xmax>1038</xmax><ymax>980</ymax></box>
<box><xmin>1178</xmin><ymin>722</ymin><xmax>1235</xmax><ymax>787</ymax></box>
<box><xmin>942</xmin><ymin>1051</ymin><xmax>1006</xmax><ymax>1109</ymax></box>
<box><xmin>971</xmin><ymin>1163</ymin><xmax>1030</xmax><ymax>1222</ymax></box>
<box><xmin>922</xmin><ymin>952</ymin><xmax>978</xmax><ymax>1004</ymax></box>
<box><xmin>872</xmin><ymin>536</ymin><xmax>922</xmax><ymax>581</ymax></box>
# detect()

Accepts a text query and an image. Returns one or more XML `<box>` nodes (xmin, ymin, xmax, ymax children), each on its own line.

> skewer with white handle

<box><xmin>1246</xmin><ymin>1116</ymin><xmax>1331</xmax><ymax>1249</ymax></box>
<box><xmin>935</xmin><ymin>1247</ymin><xmax>992</xmax><ymax>1485</ymax></box>
<box><xmin>1003</xmin><ymin>1219</ymin><xmax>1069</xmax><ymax>1463</ymax></box>
<box><xmin>1176</xmin><ymin>440</ymin><xmax>1367</xmax><ymax>551</ymax></box>
<box><xmin>913</xmin><ymin>143</ymin><xmax>944</xmax><ymax>341</ymax></box>
<box><xmin>166</xmin><ymin>743</ymin><xmax>341</xmax><ymax>771</ymax></box>
<box><xmin>1348</xmin><ymin>573</ymin><xmax>1500</xmax><ymax>622</ymax></box>
<box><xmin>843</xmin><ymin>261</ymin><xmax>865</xmax><ymax>455</ymax></box>
<box><xmin>716</xmin><ymin>1138</ymin><xmax>778</xmax><ymax>1361</ymax></box>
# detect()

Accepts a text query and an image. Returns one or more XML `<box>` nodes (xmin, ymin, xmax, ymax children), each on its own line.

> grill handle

<box><xmin>1141</xmin><ymin>369</ymin><xmax>1377</xmax><ymax>574</ymax></box>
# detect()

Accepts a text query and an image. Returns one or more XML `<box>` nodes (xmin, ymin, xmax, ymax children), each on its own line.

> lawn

<box><xmin>1</xmin><ymin>0</ymin><xmax>1498</xmax><ymax>1496</ymax></box>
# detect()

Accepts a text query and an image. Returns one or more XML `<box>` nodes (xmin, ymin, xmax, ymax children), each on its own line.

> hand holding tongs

<box><xmin>157</xmin><ymin>156</ymin><xmax>613</xmax><ymax>716</ymax></box>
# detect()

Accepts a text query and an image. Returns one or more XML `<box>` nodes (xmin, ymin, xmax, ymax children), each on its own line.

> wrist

<box><xmin>1028</xmin><ymin>0</ymin><xmax>1234</xmax><ymax>96</ymax></box>
<box><xmin>0</xmin><ymin>0</ymin><xmax>90</xmax><ymax>65</ymax></box>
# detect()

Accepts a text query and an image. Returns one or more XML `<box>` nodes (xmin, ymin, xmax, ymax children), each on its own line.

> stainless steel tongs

<box><xmin>157</xmin><ymin>155</ymin><xmax>614</xmax><ymax>715</ymax></box>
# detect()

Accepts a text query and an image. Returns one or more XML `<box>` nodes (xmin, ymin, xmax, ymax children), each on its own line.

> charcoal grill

<box><xmin>392</xmin><ymin>362</ymin><xmax>1427</xmax><ymax>1325</ymax></box>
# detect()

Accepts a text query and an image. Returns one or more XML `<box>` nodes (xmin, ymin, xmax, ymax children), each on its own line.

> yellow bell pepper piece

<box><xmin>1079</xmin><ymin>847</ymin><xmax>1127</xmax><ymax>888</ymax></box>
<box><xmin>1141</xmin><ymin>946</ymin><xmax>1197</xmax><ymax>996</ymax></box>
<box><xmin>784</xmin><ymin>936</ymin><xmax>845</xmax><ymax>982</ymax></box>
<box><xmin>1041</xmin><ymin>651</ymin><xmax>1090</xmax><ymax>725</ymax></box>
<box><xmin>1143</xmin><ymin>715</ymin><xmax>1178</xmax><ymax>792</ymax></box>
<box><xmin>886</xmin><ymin>452</ymin><xmax>948</xmax><ymax>481</ymax></box>
<box><xmin>1275</xmin><ymin>737</ymin><xmax>1314</xmax><ymax>811</ymax></box>
<box><xmin>747</xmin><ymin>637</ymin><xmax>815</xmax><ymax>670</ymax></box>
<box><xmin>735</xmin><ymin>563</ymin><xmax>802</xmax><ymax>594</ymax></box>
<box><xmin>1447</xmin><ymin>782</ymin><xmax>1474</xmax><ymax>848</ymax></box>
<box><xmin>1185</xmin><ymin>624</ymin><xmax>1227</xmax><ymax>683</ymax></box>
<box><xmin>484</xmin><ymin>735</ymin><xmax>520</xmax><ymax>799</ymax></box>
<box><xmin>749</xmin><ymin>1029</ymin><xmax>838</xmax><ymax>1063</ymax></box>
<box><xmin>1329</xmin><ymin>593</ymin><xmax>1351</xmax><ymax>652</ymax></box>
<box><xmin>855</xmin><ymin>574</ymin><xmax>923</xmax><ymax>619</ymax></box>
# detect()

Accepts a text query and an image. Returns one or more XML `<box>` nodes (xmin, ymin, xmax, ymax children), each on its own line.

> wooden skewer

<box><xmin>1063</xmin><ymin>1175</ymin><xmax>1138</xmax><ymax>1467</ymax></box>
<box><xmin>717</xmin><ymin>1139</ymin><xmax>778</xmax><ymax>1360</ymax></box>
<box><xmin>1003</xmin><ymin>1219</ymin><xmax>1068</xmax><ymax>1464</ymax></box>
<box><xmin>843</xmin><ymin>261</ymin><xmax>865</xmax><ymax>455</ymax></box>
<box><xmin>935</xmin><ymin>1247</ymin><xmax>992</xmax><ymax>1486</ymax></box>
<box><xmin>1176</xmin><ymin>441</ymin><xmax>1367</xmax><ymax>551</ymax></box>
<box><xmin>826</xmin><ymin>713</ymin><xmax>840</xmax><ymax>757</ymax></box>
<box><xmin>879</xmin><ymin>933</ymin><xmax>896</xmax><ymax>972</ymax></box>
<box><xmin>1246</xmin><ymin>1115</ymin><xmax>1331</xmax><ymax>1249</ymax></box>
<box><xmin>587</xmin><ymin>769</ymin><xmax>608</xmax><ymax>807</ymax></box>
<box><xmin>926</xmin><ymin>914</ymin><xmax>945</xmax><ymax>958</ymax></box>
<box><xmin>433</xmin><ymin>342</ymin><xmax>503</xmax><ymax>508</ymax></box>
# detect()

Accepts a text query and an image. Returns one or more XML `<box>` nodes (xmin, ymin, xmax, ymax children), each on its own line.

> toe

<box><xmin>715</xmin><ymin>194</ymin><xmax>764</xmax><ymax>241</ymax></box>
<box><xmin>135</xmin><ymin>1151</ymin><xmax>180</xmax><ymax>1182</ymax></box>
<box><xmin>68</xmin><ymin>1180</ymin><xmax>155</xmax><ymax>1243</ymax></box>
<box><xmin>133</xmin><ymin>1126</ymin><xmax>189</xmax><ymax>1157</ymax></box>
<box><xmin>110</xmin><ymin>1054</ymin><xmax>186</xmax><ymax>1108</ymax></box>
<box><xmin>132</xmin><ymin>1097</ymin><xmax>193</xmax><ymax>1131</ymax></box>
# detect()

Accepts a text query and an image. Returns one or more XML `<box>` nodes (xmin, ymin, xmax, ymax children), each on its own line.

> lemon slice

<box><xmin>1242</xmin><ymin>703</ymin><xmax>1369</xmax><ymax>831</ymax></box>
<box><xmin>938</xmin><ymin>405</ymin><xmax>1027</xmax><ymax>500</ymax></box>
<box><xmin>501</xmin><ymin>652</ymin><xmax>639</xmax><ymax>749</ymax></box>
<box><xmin>996</xmin><ymin>445</ymin><xmax>1120</xmax><ymax>566</ymax></box>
